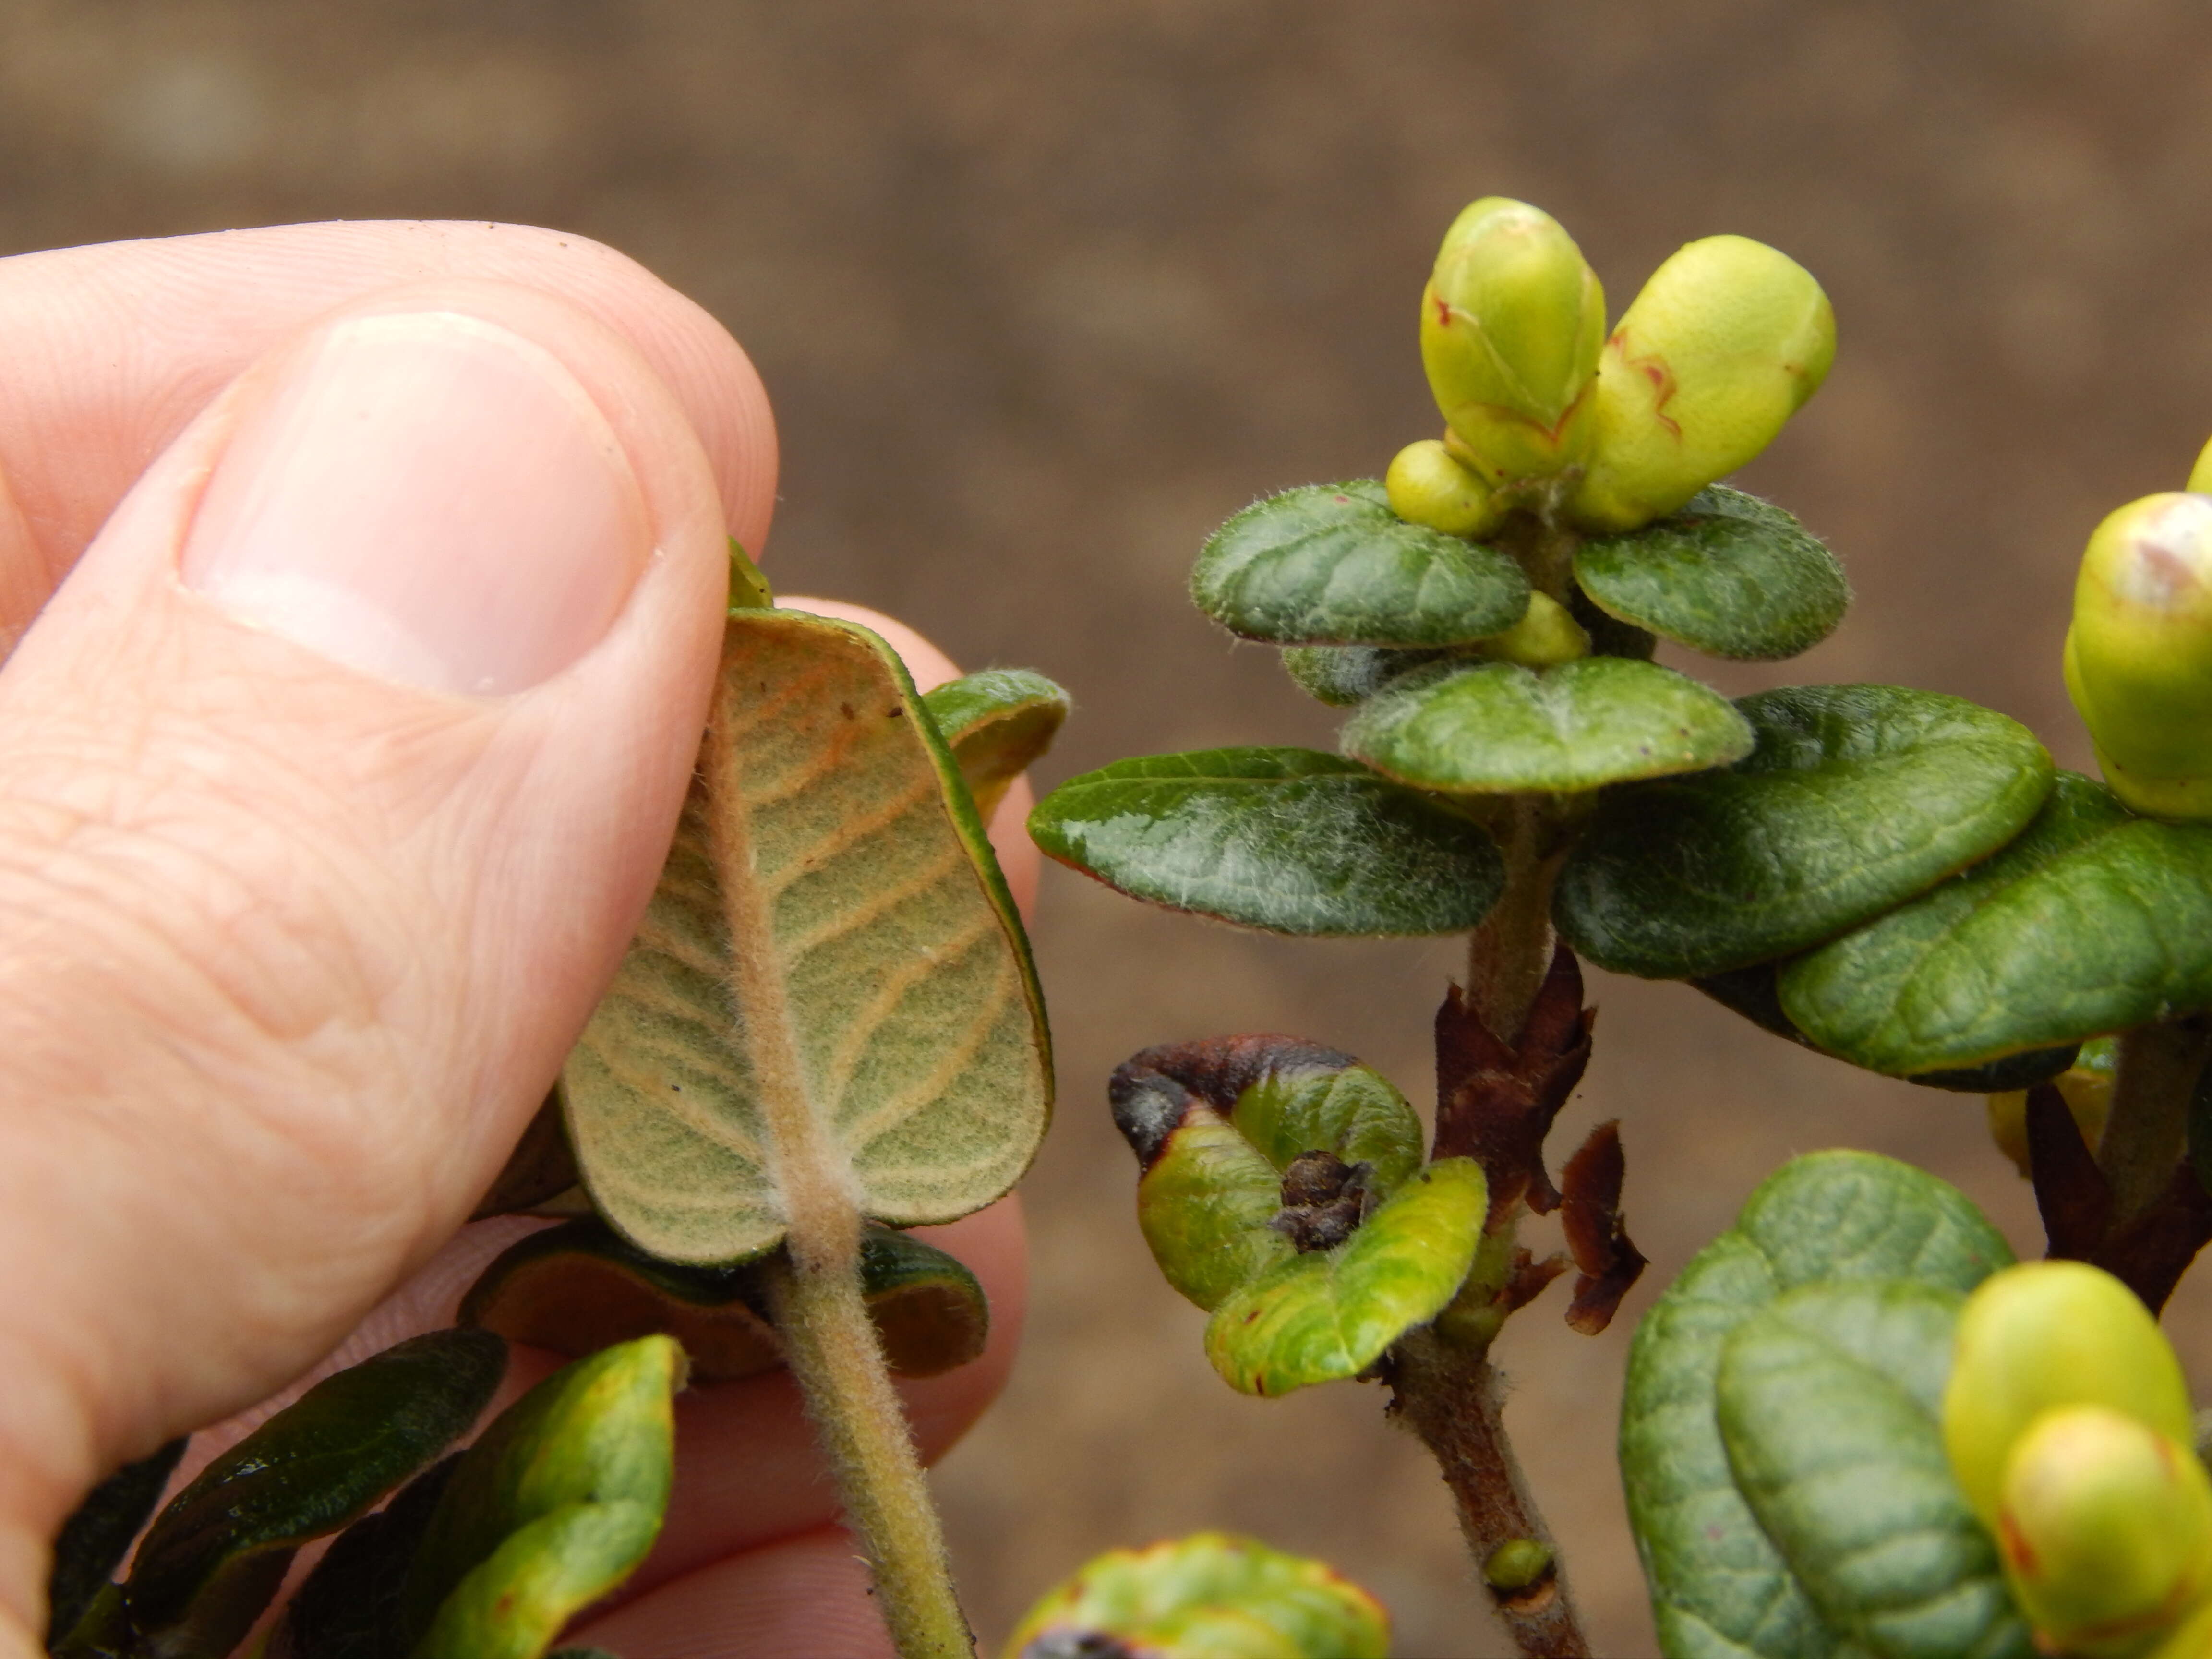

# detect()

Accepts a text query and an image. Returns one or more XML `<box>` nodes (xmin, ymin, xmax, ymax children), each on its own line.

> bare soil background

<box><xmin>9</xmin><ymin>4</ymin><xmax>2212</xmax><ymax>1652</ymax></box>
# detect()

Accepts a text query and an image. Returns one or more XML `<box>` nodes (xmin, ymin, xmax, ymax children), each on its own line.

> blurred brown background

<box><xmin>9</xmin><ymin>2</ymin><xmax>2212</xmax><ymax>1652</ymax></box>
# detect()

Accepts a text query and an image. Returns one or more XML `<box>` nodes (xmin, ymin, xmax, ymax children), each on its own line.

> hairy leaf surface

<box><xmin>1190</xmin><ymin>480</ymin><xmax>1528</xmax><ymax>645</ymax></box>
<box><xmin>1575</xmin><ymin>487</ymin><xmax>1849</xmax><ymax>661</ymax></box>
<box><xmin>1341</xmin><ymin>657</ymin><xmax>1754</xmax><ymax>794</ymax></box>
<box><xmin>564</xmin><ymin>611</ymin><xmax>1052</xmax><ymax>1264</ymax></box>
<box><xmin>1029</xmin><ymin>747</ymin><xmax>1503</xmax><ymax>935</ymax></box>
<box><xmin>919</xmin><ymin>666</ymin><xmax>1070</xmax><ymax>817</ymax></box>
<box><xmin>1557</xmin><ymin>685</ymin><xmax>2054</xmax><ymax>979</ymax></box>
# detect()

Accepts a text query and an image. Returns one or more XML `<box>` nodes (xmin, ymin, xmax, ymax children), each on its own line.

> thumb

<box><xmin>0</xmin><ymin>281</ymin><xmax>754</xmax><ymax>1633</ymax></box>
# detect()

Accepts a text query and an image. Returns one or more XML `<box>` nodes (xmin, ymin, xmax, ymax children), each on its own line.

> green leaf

<box><xmin>1006</xmin><ymin>1532</ymin><xmax>1391</xmax><ymax>1659</ymax></box>
<box><xmin>1112</xmin><ymin>1038</ymin><xmax>1427</xmax><ymax>1311</ymax></box>
<box><xmin>1190</xmin><ymin>480</ymin><xmax>1529</xmax><ymax>646</ymax></box>
<box><xmin>563</xmin><ymin>610</ymin><xmax>1053</xmax><ymax>1265</ymax></box>
<box><xmin>1621</xmin><ymin>1152</ymin><xmax>2014</xmax><ymax>1659</ymax></box>
<box><xmin>726</xmin><ymin>537</ymin><xmax>772</xmax><ymax>611</ymax></box>
<box><xmin>119</xmin><ymin>1330</ymin><xmax>505</xmax><ymax>1659</ymax></box>
<box><xmin>855</xmin><ymin>1225</ymin><xmax>992</xmax><ymax>1378</ymax></box>
<box><xmin>1782</xmin><ymin>771</ymin><xmax>2212</xmax><ymax>1074</ymax></box>
<box><xmin>469</xmin><ymin>1086</ymin><xmax>579</xmax><ymax>1221</ymax></box>
<box><xmin>1029</xmin><ymin>747</ymin><xmax>1503</xmax><ymax>936</ymax></box>
<box><xmin>1717</xmin><ymin>1283</ymin><xmax>2032</xmax><ymax>1659</ymax></box>
<box><xmin>1574</xmin><ymin>486</ymin><xmax>1850</xmax><ymax>661</ymax></box>
<box><xmin>919</xmin><ymin>667</ymin><xmax>1070</xmax><ymax>817</ymax></box>
<box><xmin>400</xmin><ymin>1336</ymin><xmax>681</xmax><ymax>1657</ymax></box>
<box><xmin>1340</xmin><ymin>657</ymin><xmax>1755</xmax><ymax>794</ymax></box>
<box><xmin>266</xmin><ymin>1457</ymin><xmax>460</xmax><ymax>1659</ymax></box>
<box><xmin>46</xmin><ymin>1439</ymin><xmax>186</xmax><ymax>1646</ymax></box>
<box><xmin>1558</xmin><ymin>685</ymin><xmax>2056</xmax><ymax>979</ymax></box>
<box><xmin>1279</xmin><ymin>644</ymin><xmax>1454</xmax><ymax>707</ymax></box>
<box><xmin>1203</xmin><ymin>1159</ymin><xmax>1487</xmax><ymax>1397</ymax></box>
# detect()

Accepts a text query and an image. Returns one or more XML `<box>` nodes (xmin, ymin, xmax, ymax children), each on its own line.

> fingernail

<box><xmin>182</xmin><ymin>311</ymin><xmax>651</xmax><ymax>695</ymax></box>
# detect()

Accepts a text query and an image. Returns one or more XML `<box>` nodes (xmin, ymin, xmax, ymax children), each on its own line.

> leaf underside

<box><xmin>563</xmin><ymin>611</ymin><xmax>1052</xmax><ymax>1264</ymax></box>
<box><xmin>1620</xmin><ymin>1152</ymin><xmax>2015</xmax><ymax>1659</ymax></box>
<box><xmin>1557</xmin><ymin>685</ymin><xmax>2056</xmax><ymax>979</ymax></box>
<box><xmin>1191</xmin><ymin>480</ymin><xmax>1530</xmax><ymax>646</ymax></box>
<box><xmin>1028</xmin><ymin>746</ymin><xmax>1504</xmax><ymax>936</ymax></box>
<box><xmin>919</xmin><ymin>666</ymin><xmax>1070</xmax><ymax>818</ymax></box>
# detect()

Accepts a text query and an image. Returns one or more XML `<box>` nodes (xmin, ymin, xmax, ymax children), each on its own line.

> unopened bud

<box><xmin>1569</xmin><ymin>236</ymin><xmax>1835</xmax><ymax>532</ymax></box>
<box><xmin>2190</xmin><ymin>434</ymin><xmax>2212</xmax><ymax>496</ymax></box>
<box><xmin>2065</xmin><ymin>492</ymin><xmax>2212</xmax><ymax>817</ymax></box>
<box><xmin>1419</xmin><ymin>198</ymin><xmax>1605</xmax><ymax>485</ymax></box>
<box><xmin>1944</xmin><ymin>1261</ymin><xmax>2195</xmax><ymax>1530</ymax></box>
<box><xmin>1477</xmin><ymin>591</ymin><xmax>1590</xmax><ymax>668</ymax></box>
<box><xmin>1386</xmin><ymin>438</ymin><xmax>1505</xmax><ymax>538</ymax></box>
<box><xmin>1998</xmin><ymin>1404</ymin><xmax>2212</xmax><ymax>1659</ymax></box>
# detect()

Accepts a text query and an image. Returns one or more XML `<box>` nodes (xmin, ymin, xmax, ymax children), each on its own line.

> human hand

<box><xmin>0</xmin><ymin>222</ymin><xmax>1032</xmax><ymax>1658</ymax></box>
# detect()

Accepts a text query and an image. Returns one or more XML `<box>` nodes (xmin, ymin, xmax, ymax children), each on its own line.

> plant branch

<box><xmin>2099</xmin><ymin>1018</ymin><xmax>2212</xmax><ymax>1225</ymax></box>
<box><xmin>1465</xmin><ymin>797</ymin><xmax>1569</xmax><ymax>1044</ymax></box>
<box><xmin>1389</xmin><ymin>1333</ymin><xmax>1590</xmax><ymax>1657</ymax></box>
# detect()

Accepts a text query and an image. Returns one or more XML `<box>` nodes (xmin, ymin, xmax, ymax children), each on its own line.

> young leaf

<box><xmin>1620</xmin><ymin>1152</ymin><xmax>2014</xmax><ymax>1659</ymax></box>
<box><xmin>562</xmin><ymin>611</ymin><xmax>1052</xmax><ymax>1265</ymax></box>
<box><xmin>45</xmin><ymin>1438</ymin><xmax>186</xmax><ymax>1646</ymax></box>
<box><xmin>1340</xmin><ymin>657</ymin><xmax>1755</xmax><ymax>794</ymax></box>
<box><xmin>918</xmin><ymin>666</ymin><xmax>1070</xmax><ymax>818</ymax></box>
<box><xmin>1782</xmin><ymin>771</ymin><xmax>2212</xmax><ymax>1074</ymax></box>
<box><xmin>1203</xmin><ymin>1158</ymin><xmax>1487</xmax><ymax>1396</ymax></box>
<box><xmin>1716</xmin><ymin>1282</ymin><xmax>2031</xmax><ymax>1659</ymax></box>
<box><xmin>1573</xmin><ymin>486</ymin><xmax>1850</xmax><ymax>661</ymax></box>
<box><xmin>1006</xmin><ymin>1532</ymin><xmax>1391</xmax><ymax>1659</ymax></box>
<box><xmin>1029</xmin><ymin>747</ymin><xmax>1504</xmax><ymax>936</ymax></box>
<box><xmin>398</xmin><ymin>1335</ymin><xmax>682</xmax><ymax>1656</ymax></box>
<box><xmin>1557</xmin><ymin>685</ymin><xmax>2055</xmax><ymax>978</ymax></box>
<box><xmin>1190</xmin><ymin>480</ymin><xmax>1529</xmax><ymax>646</ymax></box>
<box><xmin>118</xmin><ymin>1329</ymin><xmax>505</xmax><ymax>1658</ymax></box>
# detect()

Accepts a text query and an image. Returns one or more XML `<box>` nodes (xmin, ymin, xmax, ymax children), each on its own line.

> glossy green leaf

<box><xmin>1574</xmin><ymin>486</ymin><xmax>1849</xmax><ymax>661</ymax></box>
<box><xmin>1029</xmin><ymin>747</ymin><xmax>1503</xmax><ymax>936</ymax></box>
<box><xmin>1203</xmin><ymin>1159</ymin><xmax>1487</xmax><ymax>1397</ymax></box>
<box><xmin>1621</xmin><ymin>1152</ymin><xmax>2013</xmax><ymax>1659</ymax></box>
<box><xmin>1782</xmin><ymin>771</ymin><xmax>2212</xmax><ymax>1074</ymax></box>
<box><xmin>266</xmin><ymin>1457</ymin><xmax>459</xmax><ymax>1659</ymax></box>
<box><xmin>400</xmin><ymin>1336</ymin><xmax>681</xmax><ymax>1657</ymax></box>
<box><xmin>1006</xmin><ymin>1532</ymin><xmax>1390</xmax><ymax>1659</ymax></box>
<box><xmin>1717</xmin><ymin>1282</ymin><xmax>2031</xmax><ymax>1659</ymax></box>
<box><xmin>1112</xmin><ymin>1038</ymin><xmax>1426</xmax><ymax>1311</ymax></box>
<box><xmin>119</xmin><ymin>1330</ymin><xmax>505</xmax><ymax>1659</ymax></box>
<box><xmin>920</xmin><ymin>667</ymin><xmax>1070</xmax><ymax>817</ymax></box>
<box><xmin>1341</xmin><ymin>657</ymin><xmax>1754</xmax><ymax>794</ymax></box>
<box><xmin>46</xmin><ymin>1439</ymin><xmax>187</xmax><ymax>1646</ymax></box>
<box><xmin>564</xmin><ymin>611</ymin><xmax>1052</xmax><ymax>1264</ymax></box>
<box><xmin>1279</xmin><ymin>644</ymin><xmax>1454</xmax><ymax>707</ymax></box>
<box><xmin>1558</xmin><ymin>685</ymin><xmax>2056</xmax><ymax>978</ymax></box>
<box><xmin>1190</xmin><ymin>480</ymin><xmax>1530</xmax><ymax>646</ymax></box>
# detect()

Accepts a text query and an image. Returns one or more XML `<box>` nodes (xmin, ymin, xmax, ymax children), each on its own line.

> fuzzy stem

<box><xmin>2099</xmin><ymin>1019</ymin><xmax>2212</xmax><ymax>1225</ymax></box>
<box><xmin>765</xmin><ymin>1248</ymin><xmax>973</xmax><ymax>1659</ymax></box>
<box><xmin>1465</xmin><ymin>798</ymin><xmax>1567</xmax><ymax>1043</ymax></box>
<box><xmin>1390</xmin><ymin>1333</ymin><xmax>1590</xmax><ymax>1657</ymax></box>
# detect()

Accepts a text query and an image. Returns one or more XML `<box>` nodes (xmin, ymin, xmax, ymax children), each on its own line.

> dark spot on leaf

<box><xmin>839</xmin><ymin>701</ymin><xmax>856</xmax><ymax>719</ymax></box>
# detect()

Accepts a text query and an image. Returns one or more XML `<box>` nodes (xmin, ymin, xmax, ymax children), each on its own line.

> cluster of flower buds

<box><xmin>2065</xmin><ymin>443</ymin><xmax>2212</xmax><ymax>818</ymax></box>
<box><xmin>1388</xmin><ymin>198</ymin><xmax>1834</xmax><ymax>539</ymax></box>
<box><xmin>1943</xmin><ymin>1262</ymin><xmax>2212</xmax><ymax>1657</ymax></box>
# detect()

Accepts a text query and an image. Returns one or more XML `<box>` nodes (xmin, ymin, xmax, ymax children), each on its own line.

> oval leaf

<box><xmin>564</xmin><ymin>611</ymin><xmax>1053</xmax><ymax>1264</ymax></box>
<box><xmin>1574</xmin><ymin>486</ymin><xmax>1850</xmax><ymax>661</ymax></box>
<box><xmin>919</xmin><ymin>666</ymin><xmax>1070</xmax><ymax>817</ymax></box>
<box><xmin>1717</xmin><ymin>1282</ymin><xmax>2032</xmax><ymax>1659</ymax></box>
<box><xmin>399</xmin><ymin>1336</ymin><xmax>681</xmax><ymax>1651</ymax></box>
<box><xmin>1280</xmin><ymin>643</ymin><xmax>1454</xmax><ymax>707</ymax></box>
<box><xmin>1782</xmin><ymin>772</ymin><xmax>2212</xmax><ymax>1074</ymax></box>
<box><xmin>1029</xmin><ymin>747</ymin><xmax>1503</xmax><ymax>936</ymax></box>
<box><xmin>1621</xmin><ymin>1152</ymin><xmax>2013</xmax><ymax>1659</ymax></box>
<box><xmin>120</xmin><ymin>1330</ymin><xmax>505</xmax><ymax>1659</ymax></box>
<box><xmin>1007</xmin><ymin>1533</ymin><xmax>1391</xmax><ymax>1659</ymax></box>
<box><xmin>1558</xmin><ymin>685</ymin><xmax>2056</xmax><ymax>978</ymax></box>
<box><xmin>267</xmin><ymin>1457</ymin><xmax>460</xmax><ymax>1659</ymax></box>
<box><xmin>855</xmin><ymin>1226</ymin><xmax>992</xmax><ymax>1378</ymax></box>
<box><xmin>1203</xmin><ymin>1158</ymin><xmax>1487</xmax><ymax>1397</ymax></box>
<box><xmin>1341</xmin><ymin>656</ymin><xmax>1755</xmax><ymax>795</ymax></box>
<box><xmin>1190</xmin><ymin>480</ymin><xmax>1529</xmax><ymax>646</ymax></box>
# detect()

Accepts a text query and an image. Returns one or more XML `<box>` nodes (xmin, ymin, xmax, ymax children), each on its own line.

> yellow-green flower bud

<box><xmin>2151</xmin><ymin>1594</ymin><xmax>2212</xmax><ymax>1659</ymax></box>
<box><xmin>2189</xmin><ymin>434</ymin><xmax>2212</xmax><ymax>496</ymax></box>
<box><xmin>1996</xmin><ymin>1404</ymin><xmax>2212</xmax><ymax>1659</ymax></box>
<box><xmin>1986</xmin><ymin>1044</ymin><xmax>2116</xmax><ymax>1177</ymax></box>
<box><xmin>1419</xmin><ymin>198</ymin><xmax>1605</xmax><ymax>485</ymax></box>
<box><xmin>1475</xmin><ymin>591</ymin><xmax>1590</xmax><ymax>668</ymax></box>
<box><xmin>1569</xmin><ymin>236</ymin><xmax>1835</xmax><ymax>533</ymax></box>
<box><xmin>1944</xmin><ymin>1261</ymin><xmax>2195</xmax><ymax>1529</ymax></box>
<box><xmin>2064</xmin><ymin>492</ymin><xmax>2212</xmax><ymax>818</ymax></box>
<box><xmin>1385</xmin><ymin>438</ymin><xmax>1505</xmax><ymax>538</ymax></box>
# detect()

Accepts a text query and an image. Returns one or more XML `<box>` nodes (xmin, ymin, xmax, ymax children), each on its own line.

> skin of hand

<box><xmin>0</xmin><ymin>222</ymin><xmax>1032</xmax><ymax>1659</ymax></box>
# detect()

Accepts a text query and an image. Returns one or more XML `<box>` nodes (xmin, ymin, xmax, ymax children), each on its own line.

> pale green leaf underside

<box><xmin>920</xmin><ymin>667</ymin><xmax>1070</xmax><ymax>819</ymax></box>
<box><xmin>564</xmin><ymin>611</ymin><xmax>1052</xmax><ymax>1264</ymax></box>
